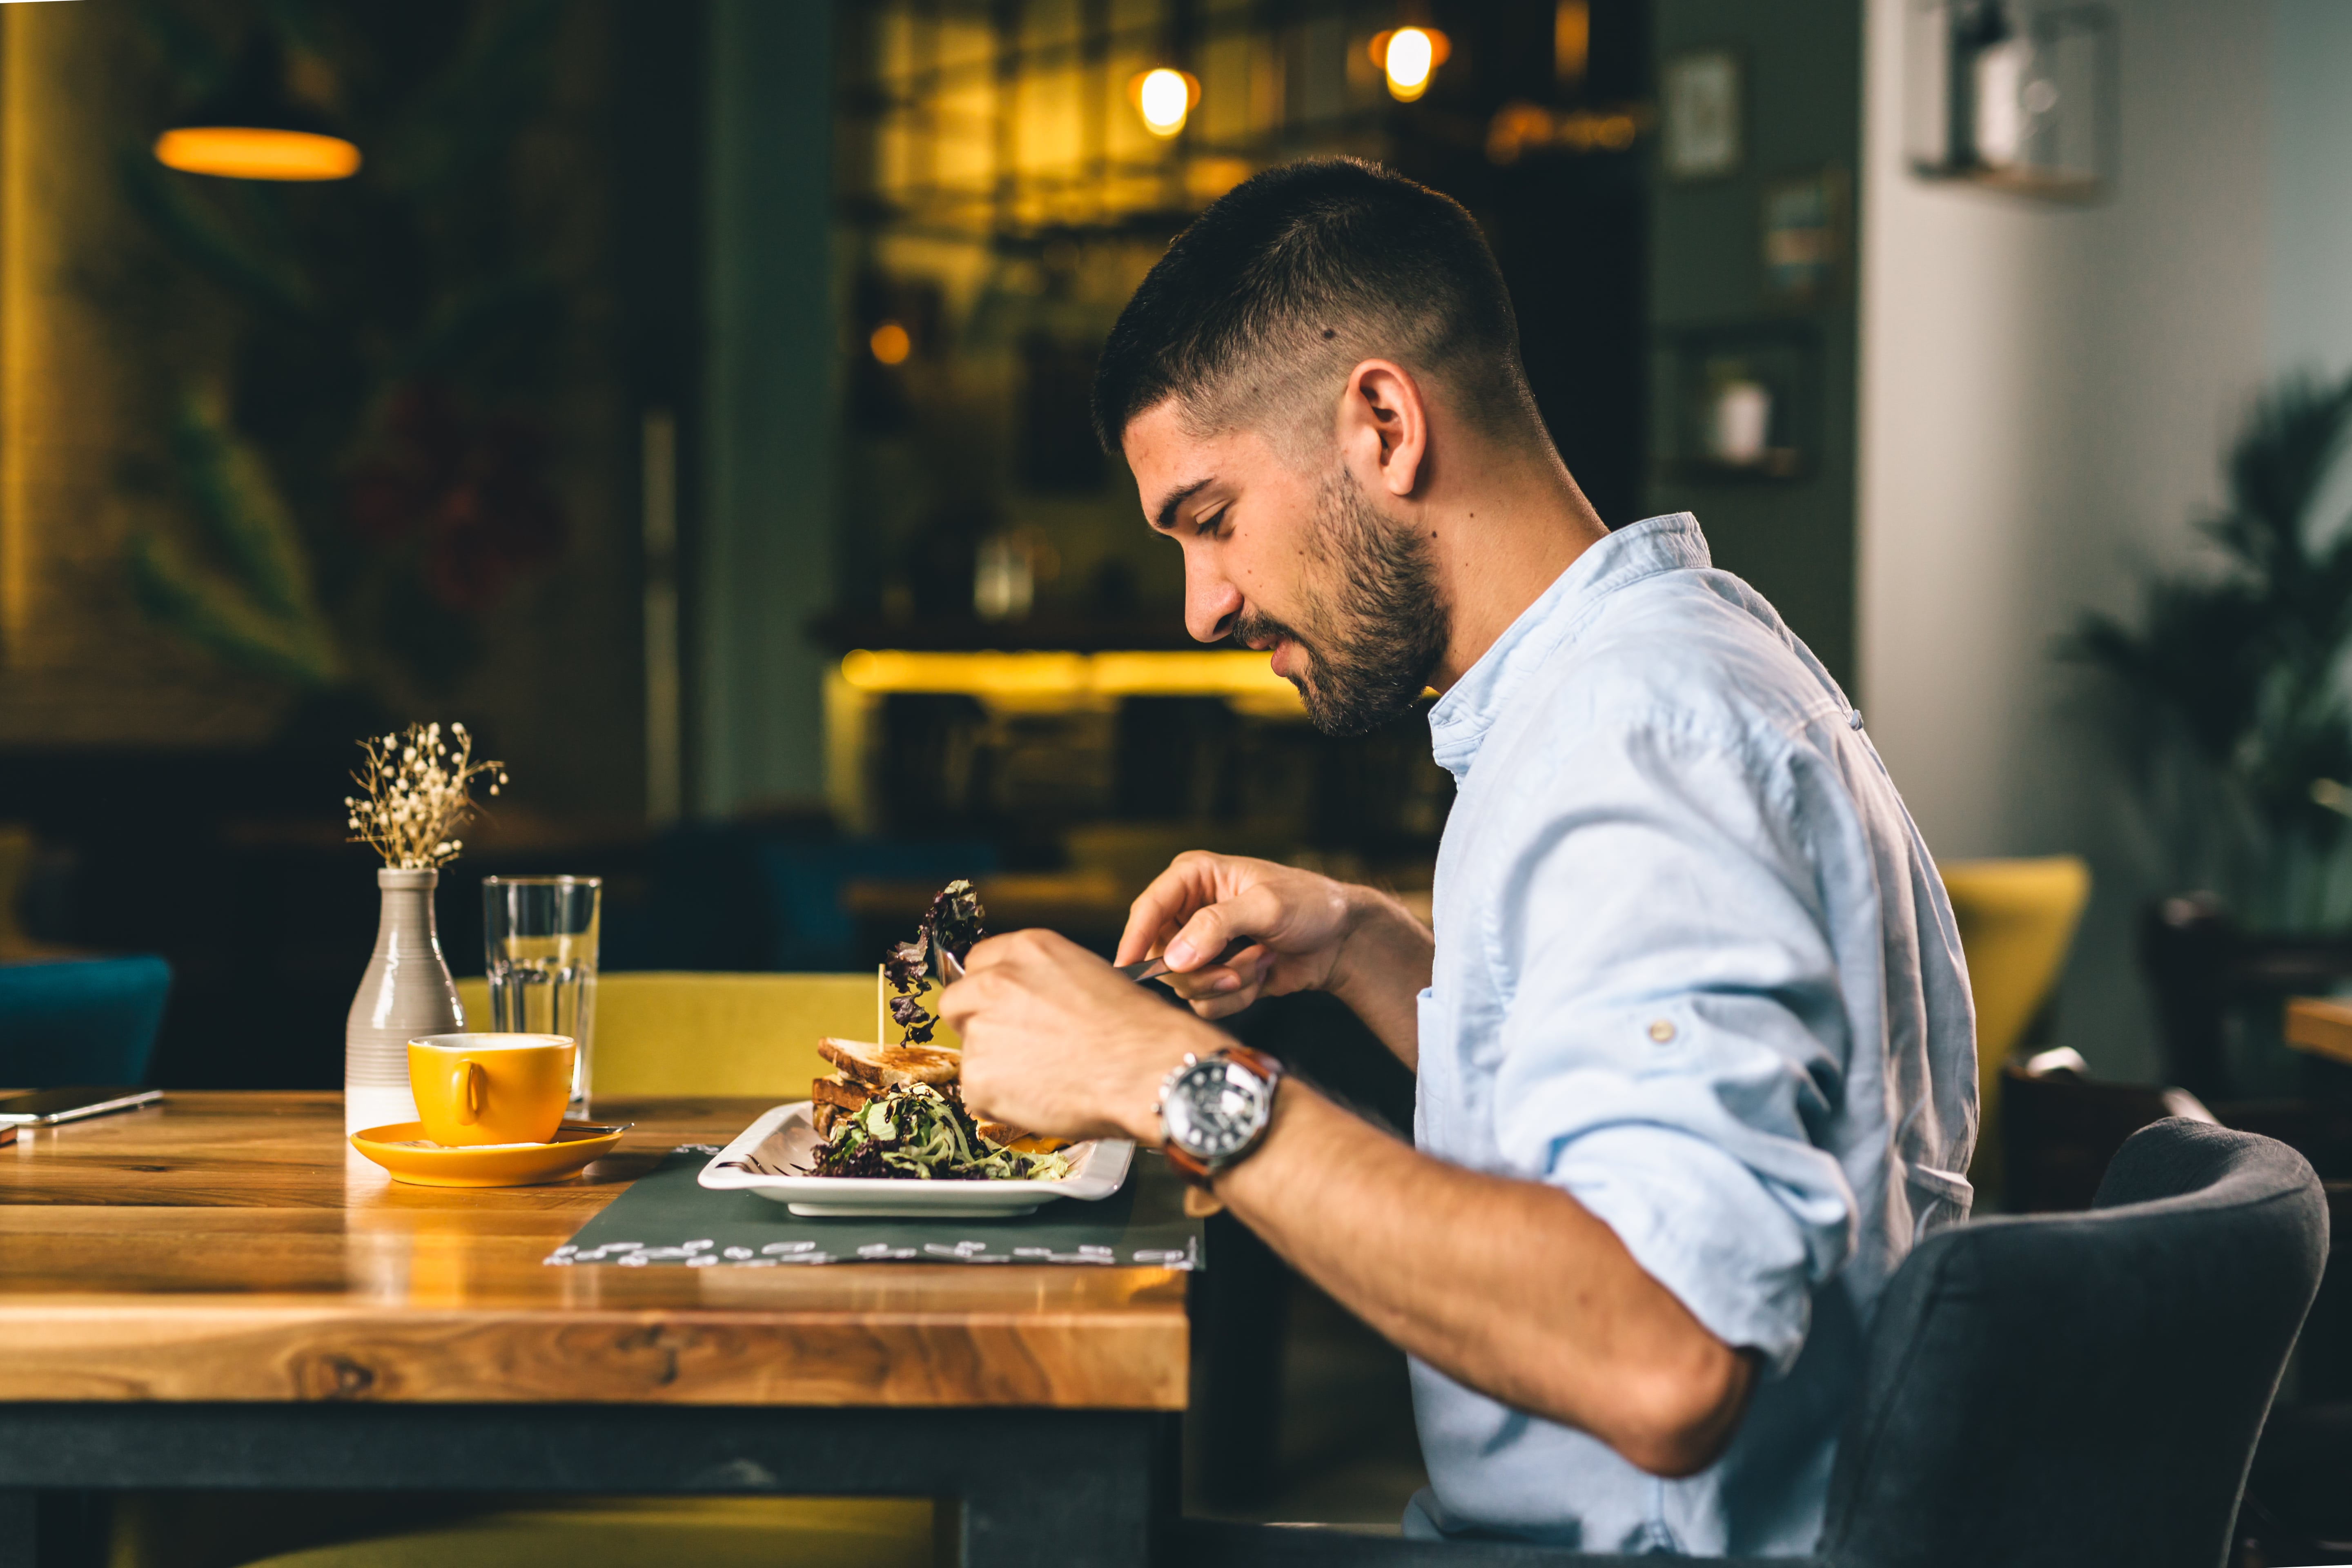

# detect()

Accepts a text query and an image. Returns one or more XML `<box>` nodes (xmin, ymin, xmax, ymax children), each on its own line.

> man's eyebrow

<box><xmin>1151</xmin><ymin>476</ymin><xmax>1216</xmax><ymax>534</ymax></box>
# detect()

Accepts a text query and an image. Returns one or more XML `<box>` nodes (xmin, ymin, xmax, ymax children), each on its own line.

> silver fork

<box><xmin>1115</xmin><ymin>936</ymin><xmax>1254</xmax><ymax>984</ymax></box>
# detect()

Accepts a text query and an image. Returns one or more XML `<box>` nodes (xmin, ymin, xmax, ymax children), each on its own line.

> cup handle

<box><xmin>452</xmin><ymin>1059</ymin><xmax>485</xmax><ymax>1126</ymax></box>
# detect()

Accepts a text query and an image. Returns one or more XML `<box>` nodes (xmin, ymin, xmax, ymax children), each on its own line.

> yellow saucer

<box><xmin>350</xmin><ymin>1121</ymin><xmax>625</xmax><ymax>1188</ymax></box>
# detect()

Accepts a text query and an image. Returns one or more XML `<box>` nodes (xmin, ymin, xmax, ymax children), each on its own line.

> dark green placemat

<box><xmin>547</xmin><ymin>1146</ymin><xmax>1205</xmax><ymax>1269</ymax></box>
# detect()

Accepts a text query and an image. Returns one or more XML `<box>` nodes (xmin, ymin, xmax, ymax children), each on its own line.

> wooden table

<box><xmin>2286</xmin><ymin>997</ymin><xmax>2352</xmax><ymax>1067</ymax></box>
<box><xmin>0</xmin><ymin>1092</ymin><xmax>1189</xmax><ymax>1567</ymax></box>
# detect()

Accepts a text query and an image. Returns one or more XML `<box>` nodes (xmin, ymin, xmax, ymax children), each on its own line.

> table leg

<box><xmin>1190</xmin><ymin>1212</ymin><xmax>1292</xmax><ymax>1508</ymax></box>
<box><xmin>952</xmin><ymin>1411</ymin><xmax>1178</xmax><ymax>1568</ymax></box>
<box><xmin>0</xmin><ymin>1492</ymin><xmax>105</xmax><ymax>1568</ymax></box>
<box><xmin>956</xmin><ymin>1472</ymin><xmax>1144</xmax><ymax>1568</ymax></box>
<box><xmin>0</xmin><ymin>1491</ymin><xmax>33</xmax><ymax>1568</ymax></box>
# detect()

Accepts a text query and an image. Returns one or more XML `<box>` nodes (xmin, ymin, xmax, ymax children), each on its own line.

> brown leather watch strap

<box><xmin>1163</xmin><ymin>1046</ymin><xmax>1285</xmax><ymax>1187</ymax></box>
<box><xmin>1222</xmin><ymin>1044</ymin><xmax>1284</xmax><ymax>1084</ymax></box>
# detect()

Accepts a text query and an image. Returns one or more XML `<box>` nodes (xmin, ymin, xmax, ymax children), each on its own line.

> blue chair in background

<box><xmin>0</xmin><ymin>956</ymin><xmax>173</xmax><ymax>1085</ymax></box>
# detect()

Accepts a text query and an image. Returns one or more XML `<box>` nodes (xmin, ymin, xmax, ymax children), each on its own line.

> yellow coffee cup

<box><xmin>408</xmin><ymin>1033</ymin><xmax>575</xmax><ymax>1147</ymax></box>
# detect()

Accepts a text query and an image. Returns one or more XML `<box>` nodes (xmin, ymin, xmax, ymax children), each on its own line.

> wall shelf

<box><xmin>1904</xmin><ymin>1</ymin><xmax>2116</xmax><ymax>203</ymax></box>
<box><xmin>1651</xmin><ymin>321</ymin><xmax>1824</xmax><ymax>487</ymax></box>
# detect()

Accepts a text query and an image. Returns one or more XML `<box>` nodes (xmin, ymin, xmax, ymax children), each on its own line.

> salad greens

<box><xmin>811</xmin><ymin>1081</ymin><xmax>1073</xmax><ymax>1183</ymax></box>
<box><xmin>882</xmin><ymin>879</ymin><xmax>987</xmax><ymax>1045</ymax></box>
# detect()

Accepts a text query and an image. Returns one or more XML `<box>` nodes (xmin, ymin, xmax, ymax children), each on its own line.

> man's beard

<box><xmin>1234</xmin><ymin>466</ymin><xmax>1450</xmax><ymax>738</ymax></box>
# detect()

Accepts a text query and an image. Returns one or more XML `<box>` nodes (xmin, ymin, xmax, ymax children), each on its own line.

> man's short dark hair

<box><xmin>1091</xmin><ymin>156</ymin><xmax>1539</xmax><ymax>454</ymax></box>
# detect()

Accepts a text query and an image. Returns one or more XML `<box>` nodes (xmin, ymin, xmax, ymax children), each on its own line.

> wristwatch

<box><xmin>1156</xmin><ymin>1045</ymin><xmax>1285</xmax><ymax>1184</ymax></box>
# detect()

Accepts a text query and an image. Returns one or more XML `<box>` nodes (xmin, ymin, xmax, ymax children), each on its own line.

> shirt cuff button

<box><xmin>1646</xmin><ymin>1019</ymin><xmax>1676</xmax><ymax>1043</ymax></box>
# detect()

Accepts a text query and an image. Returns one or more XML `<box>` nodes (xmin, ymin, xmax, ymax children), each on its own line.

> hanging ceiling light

<box><xmin>153</xmin><ymin>31</ymin><xmax>361</xmax><ymax>182</ymax></box>
<box><xmin>1129</xmin><ymin>67</ymin><xmax>1200</xmax><ymax>138</ymax></box>
<box><xmin>869</xmin><ymin>321</ymin><xmax>912</xmax><ymax>365</ymax></box>
<box><xmin>1370</xmin><ymin>27</ymin><xmax>1451</xmax><ymax>103</ymax></box>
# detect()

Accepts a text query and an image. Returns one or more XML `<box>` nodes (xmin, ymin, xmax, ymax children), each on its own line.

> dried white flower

<box><xmin>345</xmin><ymin>721</ymin><xmax>508</xmax><ymax>870</ymax></box>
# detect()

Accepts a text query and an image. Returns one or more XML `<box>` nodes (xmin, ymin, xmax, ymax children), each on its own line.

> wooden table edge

<box><xmin>0</xmin><ymin>1299</ymin><xmax>1190</xmax><ymax>1410</ymax></box>
<box><xmin>0</xmin><ymin>1092</ymin><xmax>1194</xmax><ymax>1413</ymax></box>
<box><xmin>2285</xmin><ymin>996</ymin><xmax>2352</xmax><ymax>1065</ymax></box>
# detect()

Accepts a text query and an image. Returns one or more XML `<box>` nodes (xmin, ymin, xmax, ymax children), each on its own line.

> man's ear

<box><xmin>1335</xmin><ymin>359</ymin><xmax>1430</xmax><ymax>500</ymax></box>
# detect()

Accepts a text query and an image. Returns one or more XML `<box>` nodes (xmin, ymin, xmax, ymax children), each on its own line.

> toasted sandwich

<box><xmin>810</xmin><ymin>1072</ymin><xmax>872</xmax><ymax>1136</ymax></box>
<box><xmin>816</xmin><ymin>1037</ymin><xmax>961</xmax><ymax>1088</ymax></box>
<box><xmin>805</xmin><ymin>1038</ymin><xmax>1064</xmax><ymax>1151</ymax></box>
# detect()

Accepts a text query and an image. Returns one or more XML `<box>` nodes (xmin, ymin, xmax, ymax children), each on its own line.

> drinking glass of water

<box><xmin>481</xmin><ymin>875</ymin><xmax>601</xmax><ymax>1114</ymax></box>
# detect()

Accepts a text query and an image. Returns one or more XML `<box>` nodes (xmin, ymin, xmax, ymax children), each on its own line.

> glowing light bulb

<box><xmin>1385</xmin><ymin>28</ymin><xmax>1437</xmax><ymax>101</ymax></box>
<box><xmin>153</xmin><ymin>127</ymin><xmax>361</xmax><ymax>181</ymax></box>
<box><xmin>869</xmin><ymin>321</ymin><xmax>911</xmax><ymax>365</ymax></box>
<box><xmin>1137</xmin><ymin>68</ymin><xmax>1192</xmax><ymax>137</ymax></box>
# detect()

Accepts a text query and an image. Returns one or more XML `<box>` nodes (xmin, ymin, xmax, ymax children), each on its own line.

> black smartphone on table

<box><xmin>0</xmin><ymin>1087</ymin><xmax>163</xmax><ymax>1125</ymax></box>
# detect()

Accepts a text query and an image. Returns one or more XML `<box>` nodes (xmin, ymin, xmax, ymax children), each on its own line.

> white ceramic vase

<box><xmin>345</xmin><ymin>866</ymin><xmax>464</xmax><ymax>1133</ymax></box>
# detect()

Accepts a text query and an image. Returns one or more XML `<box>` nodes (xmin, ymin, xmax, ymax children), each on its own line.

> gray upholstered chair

<box><xmin>1168</xmin><ymin>1118</ymin><xmax>2328</xmax><ymax>1568</ymax></box>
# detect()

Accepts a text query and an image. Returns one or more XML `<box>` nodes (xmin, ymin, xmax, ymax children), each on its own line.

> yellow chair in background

<box><xmin>226</xmin><ymin>1500</ymin><xmax>936</xmax><ymax>1568</ymax></box>
<box><xmin>452</xmin><ymin>971</ymin><xmax>874</xmax><ymax>1098</ymax></box>
<box><xmin>1940</xmin><ymin>856</ymin><xmax>2092</xmax><ymax>1203</ymax></box>
<box><xmin>114</xmin><ymin>1496</ymin><xmax>937</xmax><ymax>1568</ymax></box>
<box><xmin>114</xmin><ymin>973</ymin><xmax>938</xmax><ymax>1568</ymax></box>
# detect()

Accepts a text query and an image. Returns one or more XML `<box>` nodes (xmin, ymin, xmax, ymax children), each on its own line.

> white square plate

<box><xmin>696</xmin><ymin>1102</ymin><xmax>1134</xmax><ymax>1218</ymax></box>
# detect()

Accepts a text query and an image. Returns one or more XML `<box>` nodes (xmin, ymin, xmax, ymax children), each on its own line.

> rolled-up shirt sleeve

<box><xmin>1486</xmin><ymin>711</ymin><xmax>1859</xmax><ymax>1377</ymax></box>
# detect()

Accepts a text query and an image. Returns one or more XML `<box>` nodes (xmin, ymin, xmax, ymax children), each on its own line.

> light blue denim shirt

<box><xmin>1404</xmin><ymin>514</ymin><xmax>1976</xmax><ymax>1555</ymax></box>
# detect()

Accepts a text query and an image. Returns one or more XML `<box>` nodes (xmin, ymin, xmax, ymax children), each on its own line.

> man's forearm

<box><xmin>1211</xmin><ymin>1080</ymin><xmax>1753</xmax><ymax>1476</ymax></box>
<box><xmin>948</xmin><ymin>922</ymin><xmax>1748</xmax><ymax>1474</ymax></box>
<box><xmin>1325</xmin><ymin>889</ymin><xmax>1434</xmax><ymax>1068</ymax></box>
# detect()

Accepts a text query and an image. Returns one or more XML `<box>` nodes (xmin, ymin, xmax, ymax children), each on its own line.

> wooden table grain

<box><xmin>2286</xmin><ymin>997</ymin><xmax>2352</xmax><ymax>1067</ymax></box>
<box><xmin>0</xmin><ymin>1091</ymin><xmax>1189</xmax><ymax>1567</ymax></box>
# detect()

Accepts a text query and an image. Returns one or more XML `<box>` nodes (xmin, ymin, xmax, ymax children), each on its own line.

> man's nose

<box><xmin>1184</xmin><ymin>555</ymin><xmax>1241</xmax><ymax>644</ymax></box>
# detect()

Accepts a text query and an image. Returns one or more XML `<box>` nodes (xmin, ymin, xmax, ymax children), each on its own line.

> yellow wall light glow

<box><xmin>154</xmin><ymin>126</ymin><xmax>361</xmax><ymax>181</ymax></box>
<box><xmin>1372</xmin><ymin>27</ymin><xmax>1450</xmax><ymax>103</ymax></box>
<box><xmin>837</xmin><ymin>648</ymin><xmax>1303</xmax><ymax>709</ymax></box>
<box><xmin>1130</xmin><ymin>68</ymin><xmax>1198</xmax><ymax>138</ymax></box>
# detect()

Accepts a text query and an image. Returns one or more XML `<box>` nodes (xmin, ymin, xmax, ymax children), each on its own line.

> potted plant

<box><xmin>342</xmin><ymin>721</ymin><xmax>505</xmax><ymax>1133</ymax></box>
<box><xmin>2069</xmin><ymin>370</ymin><xmax>2352</xmax><ymax>1097</ymax></box>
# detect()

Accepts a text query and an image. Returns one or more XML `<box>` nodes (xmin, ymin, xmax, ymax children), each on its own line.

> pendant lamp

<box><xmin>153</xmin><ymin>31</ymin><xmax>361</xmax><ymax>182</ymax></box>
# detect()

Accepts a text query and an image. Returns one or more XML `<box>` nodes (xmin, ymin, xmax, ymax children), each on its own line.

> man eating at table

<box><xmin>938</xmin><ymin>157</ymin><xmax>1976</xmax><ymax>1557</ymax></box>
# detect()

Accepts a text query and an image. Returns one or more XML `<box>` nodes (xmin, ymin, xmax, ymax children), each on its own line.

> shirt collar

<box><xmin>1426</xmin><ymin>512</ymin><xmax>1711</xmax><ymax>781</ymax></box>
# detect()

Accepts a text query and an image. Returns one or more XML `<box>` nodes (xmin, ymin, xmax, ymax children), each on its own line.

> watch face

<box><xmin>1165</xmin><ymin>1057</ymin><xmax>1272</xmax><ymax>1163</ymax></box>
